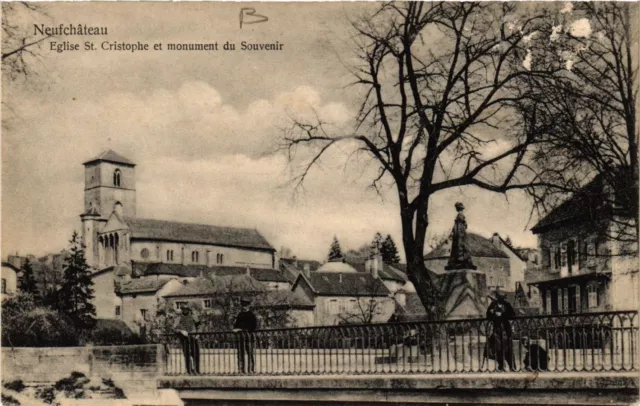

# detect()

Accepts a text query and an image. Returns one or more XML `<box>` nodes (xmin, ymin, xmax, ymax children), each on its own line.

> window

<box><xmin>587</xmin><ymin>239</ymin><xmax>596</xmax><ymax>268</ymax></box>
<box><xmin>203</xmin><ymin>299</ymin><xmax>212</xmax><ymax>308</ymax></box>
<box><xmin>567</xmin><ymin>240</ymin><xmax>576</xmax><ymax>273</ymax></box>
<box><xmin>113</xmin><ymin>169</ymin><xmax>121</xmax><ymax>187</ymax></box>
<box><xmin>1</xmin><ymin>279</ymin><xmax>6</xmax><ymax>294</ymax></box>
<box><xmin>553</xmin><ymin>246</ymin><xmax>562</xmax><ymax>270</ymax></box>
<box><xmin>328</xmin><ymin>299</ymin><xmax>339</xmax><ymax>314</ymax></box>
<box><xmin>115</xmin><ymin>306</ymin><xmax>121</xmax><ymax>316</ymax></box>
<box><xmin>562</xmin><ymin>288</ymin><xmax>569</xmax><ymax>313</ymax></box>
<box><xmin>166</xmin><ymin>250</ymin><xmax>174</xmax><ymax>261</ymax></box>
<box><xmin>140</xmin><ymin>309</ymin><xmax>148</xmax><ymax>321</ymax></box>
<box><xmin>545</xmin><ymin>290</ymin><xmax>552</xmax><ymax>315</ymax></box>
<box><xmin>587</xmin><ymin>284</ymin><xmax>599</xmax><ymax>308</ymax></box>
<box><xmin>175</xmin><ymin>301</ymin><xmax>188</xmax><ymax>310</ymax></box>
<box><xmin>192</xmin><ymin>251</ymin><xmax>199</xmax><ymax>263</ymax></box>
<box><xmin>216</xmin><ymin>253</ymin><xmax>224</xmax><ymax>264</ymax></box>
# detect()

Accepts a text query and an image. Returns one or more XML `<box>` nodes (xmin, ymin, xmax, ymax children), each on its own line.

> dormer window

<box><xmin>113</xmin><ymin>169</ymin><xmax>121</xmax><ymax>187</ymax></box>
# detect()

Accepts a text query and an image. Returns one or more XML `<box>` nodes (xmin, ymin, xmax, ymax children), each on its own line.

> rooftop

<box><xmin>118</xmin><ymin>277</ymin><xmax>171</xmax><ymax>295</ymax></box>
<box><xmin>296</xmin><ymin>272</ymin><xmax>390</xmax><ymax>297</ymax></box>
<box><xmin>531</xmin><ymin>175</ymin><xmax>605</xmax><ymax>234</ymax></box>
<box><xmin>83</xmin><ymin>149</ymin><xmax>135</xmax><ymax>167</ymax></box>
<box><xmin>164</xmin><ymin>274</ymin><xmax>265</xmax><ymax>298</ymax></box>
<box><xmin>134</xmin><ymin>262</ymin><xmax>288</xmax><ymax>283</ymax></box>
<box><xmin>424</xmin><ymin>233</ymin><xmax>509</xmax><ymax>260</ymax></box>
<box><xmin>125</xmin><ymin>217</ymin><xmax>275</xmax><ymax>251</ymax></box>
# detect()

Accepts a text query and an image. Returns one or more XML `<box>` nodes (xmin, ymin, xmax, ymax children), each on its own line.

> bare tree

<box><xmin>2</xmin><ymin>2</ymin><xmax>50</xmax><ymax>82</ymax></box>
<box><xmin>524</xmin><ymin>3</ymin><xmax>638</xmax><ymax>248</ymax></box>
<box><xmin>337</xmin><ymin>277</ymin><xmax>388</xmax><ymax>325</ymax></box>
<box><xmin>279</xmin><ymin>2</ymin><xmax>558</xmax><ymax>317</ymax></box>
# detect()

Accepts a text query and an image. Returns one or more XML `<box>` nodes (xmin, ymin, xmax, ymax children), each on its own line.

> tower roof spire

<box><xmin>83</xmin><ymin>149</ymin><xmax>135</xmax><ymax>167</ymax></box>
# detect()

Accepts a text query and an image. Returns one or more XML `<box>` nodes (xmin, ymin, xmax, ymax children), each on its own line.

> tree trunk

<box><xmin>399</xmin><ymin>201</ymin><xmax>441</xmax><ymax>320</ymax></box>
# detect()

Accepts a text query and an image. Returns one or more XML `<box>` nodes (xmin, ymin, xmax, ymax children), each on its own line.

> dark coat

<box><xmin>234</xmin><ymin>310</ymin><xmax>258</xmax><ymax>332</ymax></box>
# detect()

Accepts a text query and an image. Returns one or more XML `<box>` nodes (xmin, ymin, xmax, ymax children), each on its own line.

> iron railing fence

<box><xmin>163</xmin><ymin>310</ymin><xmax>637</xmax><ymax>376</ymax></box>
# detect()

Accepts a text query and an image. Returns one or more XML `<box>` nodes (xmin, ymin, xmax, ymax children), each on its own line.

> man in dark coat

<box><xmin>233</xmin><ymin>299</ymin><xmax>258</xmax><ymax>373</ymax></box>
<box><xmin>174</xmin><ymin>306</ymin><xmax>201</xmax><ymax>374</ymax></box>
<box><xmin>485</xmin><ymin>289</ymin><xmax>516</xmax><ymax>371</ymax></box>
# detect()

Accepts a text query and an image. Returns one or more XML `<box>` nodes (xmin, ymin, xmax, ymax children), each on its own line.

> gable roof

<box><xmin>424</xmin><ymin>233</ymin><xmax>509</xmax><ymax>260</ymax></box>
<box><xmin>125</xmin><ymin>217</ymin><xmax>275</xmax><ymax>251</ymax></box>
<box><xmin>279</xmin><ymin>258</ymin><xmax>323</xmax><ymax>283</ymax></box>
<box><xmin>118</xmin><ymin>277</ymin><xmax>171</xmax><ymax>295</ymax></box>
<box><xmin>1</xmin><ymin>262</ymin><xmax>20</xmax><ymax>272</ymax></box>
<box><xmin>254</xmin><ymin>290</ymin><xmax>315</xmax><ymax>309</ymax></box>
<box><xmin>348</xmin><ymin>261</ymin><xmax>408</xmax><ymax>283</ymax></box>
<box><xmin>134</xmin><ymin>262</ymin><xmax>288</xmax><ymax>283</ymax></box>
<box><xmin>492</xmin><ymin>233</ymin><xmax>528</xmax><ymax>261</ymax></box>
<box><xmin>531</xmin><ymin>175</ymin><xmax>605</xmax><ymax>234</ymax></box>
<box><xmin>83</xmin><ymin>149</ymin><xmax>135</xmax><ymax>167</ymax></box>
<box><xmin>294</xmin><ymin>272</ymin><xmax>390</xmax><ymax>297</ymax></box>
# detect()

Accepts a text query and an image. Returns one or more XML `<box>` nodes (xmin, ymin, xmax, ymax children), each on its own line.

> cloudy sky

<box><xmin>2</xmin><ymin>2</ymin><xmax>539</xmax><ymax>262</ymax></box>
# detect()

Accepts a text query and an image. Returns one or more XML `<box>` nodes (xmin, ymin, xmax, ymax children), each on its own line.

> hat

<box><xmin>240</xmin><ymin>299</ymin><xmax>252</xmax><ymax>306</ymax></box>
<box><xmin>454</xmin><ymin>202</ymin><xmax>465</xmax><ymax>211</ymax></box>
<box><xmin>494</xmin><ymin>288</ymin><xmax>507</xmax><ymax>299</ymax></box>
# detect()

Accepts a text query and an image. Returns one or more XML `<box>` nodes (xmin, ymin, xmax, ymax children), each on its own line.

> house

<box><xmin>424</xmin><ymin>233</ymin><xmax>511</xmax><ymax>293</ymax></box>
<box><xmin>527</xmin><ymin>174</ymin><xmax>639</xmax><ymax>314</ymax></box>
<box><xmin>291</xmin><ymin>260</ymin><xmax>394</xmax><ymax>325</ymax></box>
<box><xmin>162</xmin><ymin>272</ymin><xmax>313</xmax><ymax>328</ymax></box>
<box><xmin>1</xmin><ymin>262</ymin><xmax>19</xmax><ymax>300</ymax></box>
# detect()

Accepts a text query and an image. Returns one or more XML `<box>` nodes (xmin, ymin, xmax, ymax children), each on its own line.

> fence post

<box><xmin>157</xmin><ymin>343</ymin><xmax>166</xmax><ymax>377</ymax></box>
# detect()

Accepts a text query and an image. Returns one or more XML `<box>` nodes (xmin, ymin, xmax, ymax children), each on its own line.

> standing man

<box><xmin>485</xmin><ymin>289</ymin><xmax>516</xmax><ymax>371</ymax></box>
<box><xmin>233</xmin><ymin>299</ymin><xmax>258</xmax><ymax>373</ymax></box>
<box><xmin>174</xmin><ymin>306</ymin><xmax>201</xmax><ymax>374</ymax></box>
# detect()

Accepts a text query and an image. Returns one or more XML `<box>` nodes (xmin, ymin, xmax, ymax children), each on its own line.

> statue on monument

<box><xmin>445</xmin><ymin>202</ymin><xmax>477</xmax><ymax>270</ymax></box>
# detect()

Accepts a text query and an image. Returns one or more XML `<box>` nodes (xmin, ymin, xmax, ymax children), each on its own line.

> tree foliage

<box><xmin>381</xmin><ymin>234</ymin><xmax>401</xmax><ymax>264</ymax></box>
<box><xmin>57</xmin><ymin>231</ymin><xmax>96</xmax><ymax>329</ymax></box>
<box><xmin>328</xmin><ymin>235</ymin><xmax>344</xmax><ymax>261</ymax></box>
<box><xmin>1</xmin><ymin>293</ymin><xmax>78</xmax><ymax>347</ymax></box>
<box><xmin>524</xmin><ymin>2</ymin><xmax>638</xmax><ymax>246</ymax></box>
<box><xmin>18</xmin><ymin>258</ymin><xmax>39</xmax><ymax>299</ymax></box>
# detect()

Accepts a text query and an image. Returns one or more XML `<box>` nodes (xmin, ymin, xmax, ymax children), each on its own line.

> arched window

<box><xmin>220</xmin><ymin>254</ymin><xmax>224</xmax><ymax>264</ymax></box>
<box><xmin>167</xmin><ymin>250</ymin><xmax>174</xmax><ymax>261</ymax></box>
<box><xmin>113</xmin><ymin>169</ymin><xmax>121</xmax><ymax>187</ymax></box>
<box><xmin>192</xmin><ymin>251</ymin><xmax>199</xmax><ymax>263</ymax></box>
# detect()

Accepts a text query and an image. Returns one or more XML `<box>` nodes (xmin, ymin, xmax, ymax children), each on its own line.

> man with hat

<box><xmin>484</xmin><ymin>288</ymin><xmax>516</xmax><ymax>371</ymax></box>
<box><xmin>173</xmin><ymin>305</ymin><xmax>201</xmax><ymax>374</ymax></box>
<box><xmin>233</xmin><ymin>299</ymin><xmax>258</xmax><ymax>373</ymax></box>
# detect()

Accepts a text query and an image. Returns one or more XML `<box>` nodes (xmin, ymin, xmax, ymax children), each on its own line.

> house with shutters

<box><xmin>291</xmin><ymin>259</ymin><xmax>394</xmax><ymax>325</ymax></box>
<box><xmin>527</xmin><ymin>174</ymin><xmax>639</xmax><ymax>314</ymax></box>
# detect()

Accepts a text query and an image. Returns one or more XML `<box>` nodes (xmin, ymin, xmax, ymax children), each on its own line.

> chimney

<box><xmin>246</xmin><ymin>266</ymin><xmax>251</xmax><ymax>276</ymax></box>
<box><xmin>303</xmin><ymin>263</ymin><xmax>310</xmax><ymax>279</ymax></box>
<box><xmin>293</xmin><ymin>255</ymin><xmax>298</xmax><ymax>267</ymax></box>
<box><xmin>368</xmin><ymin>241</ymin><xmax>380</xmax><ymax>279</ymax></box>
<box><xmin>339</xmin><ymin>274</ymin><xmax>342</xmax><ymax>283</ymax></box>
<box><xmin>491</xmin><ymin>233</ymin><xmax>501</xmax><ymax>248</ymax></box>
<box><xmin>394</xmin><ymin>290</ymin><xmax>407</xmax><ymax>307</ymax></box>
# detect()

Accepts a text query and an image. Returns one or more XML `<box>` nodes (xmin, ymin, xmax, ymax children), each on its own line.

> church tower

<box><xmin>81</xmin><ymin>150</ymin><xmax>136</xmax><ymax>267</ymax></box>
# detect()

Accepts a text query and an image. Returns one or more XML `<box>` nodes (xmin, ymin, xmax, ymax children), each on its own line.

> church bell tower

<box><xmin>81</xmin><ymin>150</ymin><xmax>136</xmax><ymax>267</ymax></box>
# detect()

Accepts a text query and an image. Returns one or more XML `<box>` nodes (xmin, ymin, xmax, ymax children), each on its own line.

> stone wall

<box><xmin>2</xmin><ymin>344</ymin><xmax>163</xmax><ymax>391</ymax></box>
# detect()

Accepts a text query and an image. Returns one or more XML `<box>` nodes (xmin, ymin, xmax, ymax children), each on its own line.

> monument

<box><xmin>439</xmin><ymin>202</ymin><xmax>488</xmax><ymax>320</ymax></box>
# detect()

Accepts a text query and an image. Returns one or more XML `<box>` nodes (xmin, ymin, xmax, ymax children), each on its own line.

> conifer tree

<box><xmin>58</xmin><ymin>231</ymin><xmax>96</xmax><ymax>329</ymax></box>
<box><xmin>381</xmin><ymin>234</ymin><xmax>401</xmax><ymax>264</ymax></box>
<box><xmin>328</xmin><ymin>236</ymin><xmax>343</xmax><ymax>261</ymax></box>
<box><xmin>18</xmin><ymin>259</ymin><xmax>39</xmax><ymax>300</ymax></box>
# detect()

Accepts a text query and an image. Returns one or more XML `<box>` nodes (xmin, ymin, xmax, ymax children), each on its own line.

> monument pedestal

<box><xmin>439</xmin><ymin>269</ymin><xmax>488</xmax><ymax>320</ymax></box>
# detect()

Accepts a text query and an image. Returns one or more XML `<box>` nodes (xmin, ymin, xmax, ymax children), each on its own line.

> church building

<box><xmin>80</xmin><ymin>150</ymin><xmax>276</xmax><ymax>271</ymax></box>
<box><xmin>80</xmin><ymin>150</ymin><xmax>280</xmax><ymax>325</ymax></box>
